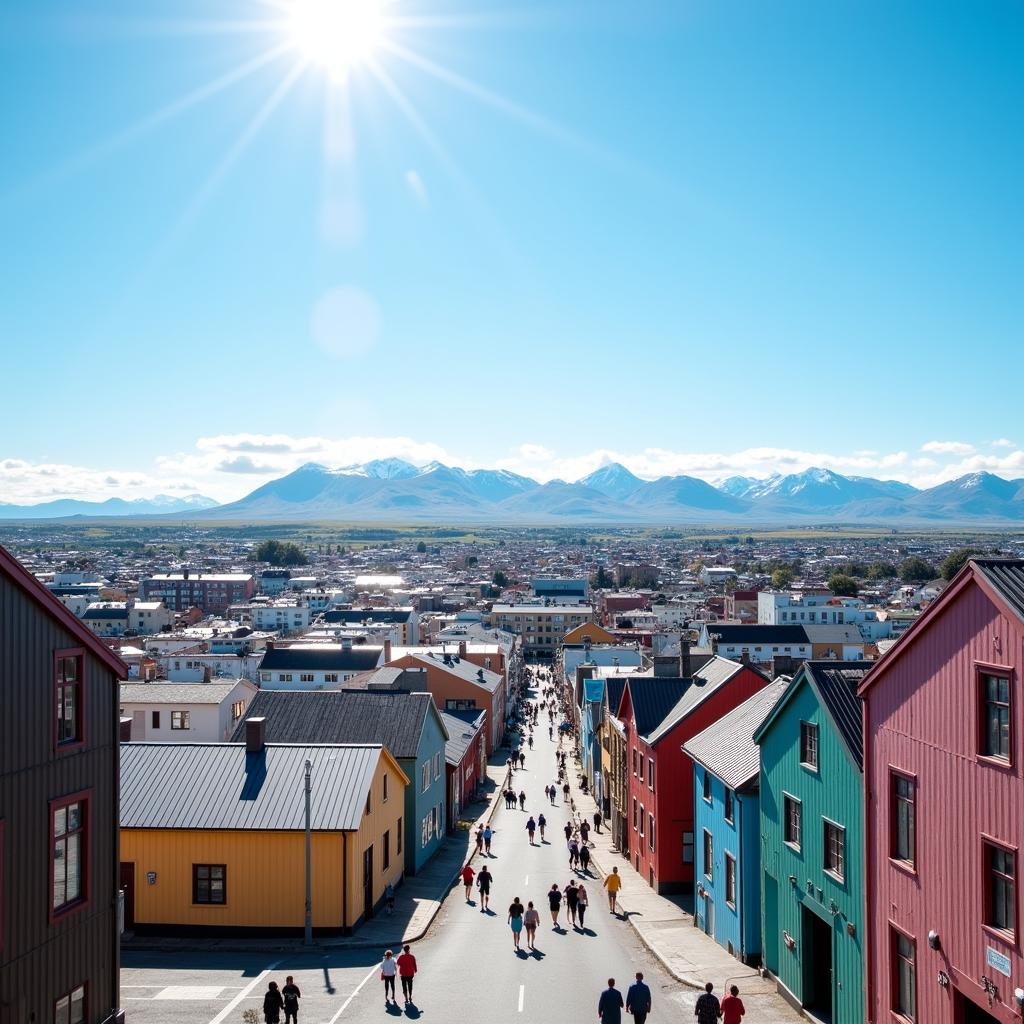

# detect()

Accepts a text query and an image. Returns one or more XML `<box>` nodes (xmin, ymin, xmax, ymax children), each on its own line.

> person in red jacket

<box><xmin>396</xmin><ymin>944</ymin><xmax>418</xmax><ymax>1004</ymax></box>
<box><xmin>460</xmin><ymin>864</ymin><xmax>475</xmax><ymax>902</ymax></box>
<box><xmin>721</xmin><ymin>985</ymin><xmax>745</xmax><ymax>1024</ymax></box>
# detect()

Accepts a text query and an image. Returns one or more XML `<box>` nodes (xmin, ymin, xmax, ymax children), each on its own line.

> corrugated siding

<box><xmin>759</xmin><ymin>679</ymin><xmax>864</xmax><ymax>1023</ymax></box>
<box><xmin>0</xmin><ymin>571</ymin><xmax>120</xmax><ymax>1024</ymax></box>
<box><xmin>865</xmin><ymin>577</ymin><xmax>1024</xmax><ymax>1023</ymax></box>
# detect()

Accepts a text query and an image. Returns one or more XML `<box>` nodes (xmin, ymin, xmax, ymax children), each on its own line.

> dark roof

<box><xmin>711</xmin><ymin>624</ymin><xmax>810</xmax><ymax>644</ymax></box>
<box><xmin>646</xmin><ymin>657</ymin><xmax>753</xmax><ymax>745</ymax></box>
<box><xmin>83</xmin><ymin>606</ymin><xmax>128</xmax><ymax>619</ymax></box>
<box><xmin>322</xmin><ymin>608</ymin><xmax>413</xmax><ymax>624</ymax></box>
<box><xmin>605</xmin><ymin>678</ymin><xmax>626</xmax><ymax>718</ymax></box>
<box><xmin>121</xmin><ymin>742</ymin><xmax>382</xmax><ymax>831</ymax></box>
<box><xmin>229</xmin><ymin>689</ymin><xmax>441</xmax><ymax>759</ymax></box>
<box><xmin>621</xmin><ymin>677</ymin><xmax>691</xmax><ymax>738</ymax></box>
<box><xmin>259</xmin><ymin>644</ymin><xmax>383</xmax><ymax>672</ymax></box>
<box><xmin>439</xmin><ymin>709</ymin><xmax>485</xmax><ymax>765</ymax></box>
<box><xmin>972</xmin><ymin>558</ymin><xmax>1024</xmax><ymax>622</ymax></box>
<box><xmin>444</xmin><ymin>706</ymin><xmax>488</xmax><ymax>730</ymax></box>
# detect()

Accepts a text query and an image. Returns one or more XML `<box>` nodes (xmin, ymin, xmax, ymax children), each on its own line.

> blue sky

<box><xmin>1</xmin><ymin>0</ymin><xmax>1023</xmax><ymax>502</ymax></box>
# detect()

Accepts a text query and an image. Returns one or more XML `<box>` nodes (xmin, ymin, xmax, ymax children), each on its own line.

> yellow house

<box><xmin>562</xmin><ymin>621</ymin><xmax>617</xmax><ymax>646</ymax></box>
<box><xmin>120</xmin><ymin>720</ymin><xmax>408</xmax><ymax>933</ymax></box>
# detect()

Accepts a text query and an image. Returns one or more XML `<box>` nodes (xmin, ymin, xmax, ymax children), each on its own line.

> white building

<box><xmin>250</xmin><ymin>599</ymin><xmax>315</xmax><ymax>634</ymax></box>
<box><xmin>119</xmin><ymin>678</ymin><xmax>257</xmax><ymax>742</ymax></box>
<box><xmin>257</xmin><ymin>639</ymin><xmax>386</xmax><ymax>690</ymax></box>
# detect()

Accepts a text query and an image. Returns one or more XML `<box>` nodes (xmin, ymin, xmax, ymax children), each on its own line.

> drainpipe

<box><xmin>342</xmin><ymin>831</ymin><xmax>349</xmax><ymax>934</ymax></box>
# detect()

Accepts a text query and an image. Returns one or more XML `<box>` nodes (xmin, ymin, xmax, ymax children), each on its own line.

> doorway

<box><xmin>704</xmin><ymin>894</ymin><xmax>715</xmax><ymax>937</ymax></box>
<box><xmin>363</xmin><ymin>845</ymin><xmax>374</xmax><ymax>921</ymax></box>
<box><xmin>131</xmin><ymin>709</ymin><xmax>145</xmax><ymax>740</ymax></box>
<box><xmin>763</xmin><ymin>873</ymin><xmax>779</xmax><ymax>974</ymax></box>
<box><xmin>801</xmin><ymin>905</ymin><xmax>833</xmax><ymax>1021</ymax></box>
<box><xmin>119</xmin><ymin>862</ymin><xmax>135</xmax><ymax>930</ymax></box>
<box><xmin>956</xmin><ymin>992</ymin><xmax>1000</xmax><ymax>1024</ymax></box>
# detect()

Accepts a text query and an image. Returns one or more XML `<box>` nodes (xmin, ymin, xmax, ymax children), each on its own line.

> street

<box><xmin>122</xmin><ymin>673</ymin><xmax>795</xmax><ymax>1024</ymax></box>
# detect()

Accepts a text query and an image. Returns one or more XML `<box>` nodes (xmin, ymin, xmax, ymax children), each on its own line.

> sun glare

<box><xmin>287</xmin><ymin>0</ymin><xmax>386</xmax><ymax>79</ymax></box>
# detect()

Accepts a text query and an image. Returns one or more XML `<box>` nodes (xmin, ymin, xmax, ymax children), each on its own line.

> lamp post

<box><xmin>304</xmin><ymin>758</ymin><xmax>313</xmax><ymax>945</ymax></box>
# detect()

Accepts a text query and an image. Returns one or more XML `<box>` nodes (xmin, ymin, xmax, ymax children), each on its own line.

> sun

<box><xmin>287</xmin><ymin>0</ymin><xmax>387</xmax><ymax>80</ymax></box>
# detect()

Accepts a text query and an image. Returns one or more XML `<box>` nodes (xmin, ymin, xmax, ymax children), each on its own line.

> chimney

<box><xmin>383</xmin><ymin>637</ymin><xmax>392</xmax><ymax>663</ymax></box>
<box><xmin>458</xmin><ymin>640</ymin><xmax>467</xmax><ymax>658</ymax></box>
<box><xmin>246</xmin><ymin>716</ymin><xmax>266</xmax><ymax>753</ymax></box>
<box><xmin>680</xmin><ymin>636</ymin><xmax>692</xmax><ymax>679</ymax></box>
<box><xmin>119</xmin><ymin>716</ymin><xmax>133</xmax><ymax>742</ymax></box>
<box><xmin>741</xmin><ymin>651</ymin><xmax>750</xmax><ymax>666</ymax></box>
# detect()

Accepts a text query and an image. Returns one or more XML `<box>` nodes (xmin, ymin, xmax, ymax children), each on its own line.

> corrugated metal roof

<box><xmin>645</xmin><ymin>657</ymin><xmax>751</xmax><ymax>745</ymax></box>
<box><xmin>120</xmin><ymin>681</ymin><xmax>244</xmax><ymax>704</ymax></box>
<box><xmin>802</xmin><ymin>661</ymin><xmax>869</xmax><ymax>769</ymax></box>
<box><xmin>408</xmin><ymin>652</ymin><xmax>501</xmax><ymax>693</ymax></box>
<box><xmin>322</xmin><ymin>608</ymin><xmax>414</xmax><ymax>624</ymax></box>
<box><xmin>683</xmin><ymin>678</ymin><xmax>790</xmax><ymax>790</ymax></box>
<box><xmin>973</xmin><ymin>558</ymin><xmax>1024</xmax><ymax>622</ymax></box>
<box><xmin>439</xmin><ymin>710</ymin><xmax>484</xmax><ymax>765</ymax></box>
<box><xmin>260</xmin><ymin>644</ymin><xmax>383</xmax><ymax>671</ymax></box>
<box><xmin>623</xmin><ymin>677</ymin><xmax>691</xmax><ymax>738</ymax></box>
<box><xmin>583</xmin><ymin>678</ymin><xmax>605</xmax><ymax>703</ymax></box>
<box><xmin>711</xmin><ymin>624</ymin><xmax>810</xmax><ymax>644</ymax></box>
<box><xmin>120</xmin><ymin>742</ymin><xmax>380</xmax><ymax>831</ymax></box>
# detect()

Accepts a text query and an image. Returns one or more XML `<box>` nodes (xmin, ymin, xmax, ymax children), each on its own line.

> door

<box><xmin>704</xmin><ymin>895</ymin><xmax>714</xmax><ymax>938</ymax></box>
<box><xmin>363</xmin><ymin>845</ymin><xmax>374</xmax><ymax>921</ymax></box>
<box><xmin>801</xmin><ymin>906</ymin><xmax>833</xmax><ymax>1022</ymax></box>
<box><xmin>763</xmin><ymin>873</ymin><xmax>779</xmax><ymax>974</ymax></box>
<box><xmin>131</xmin><ymin>709</ymin><xmax>145</xmax><ymax>740</ymax></box>
<box><xmin>119</xmin><ymin>862</ymin><xmax>135</xmax><ymax>930</ymax></box>
<box><xmin>956</xmin><ymin>992</ymin><xmax>1000</xmax><ymax>1024</ymax></box>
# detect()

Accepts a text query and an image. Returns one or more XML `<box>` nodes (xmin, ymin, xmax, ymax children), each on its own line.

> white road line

<box><xmin>524</xmin><ymin>875</ymin><xmax>529</xmax><ymax>885</ymax></box>
<box><xmin>326</xmin><ymin>963</ymin><xmax>379</xmax><ymax>1024</ymax></box>
<box><xmin>518</xmin><ymin>984</ymin><xmax>525</xmax><ymax>1012</ymax></box>
<box><xmin>207</xmin><ymin>961</ymin><xmax>281</xmax><ymax>1024</ymax></box>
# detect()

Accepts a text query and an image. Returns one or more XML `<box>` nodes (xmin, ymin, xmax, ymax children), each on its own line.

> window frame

<box><xmin>982</xmin><ymin>835</ymin><xmax>1017</xmax><ymax>941</ymax></box>
<box><xmin>725</xmin><ymin>852</ymin><xmax>737</xmax><ymax>908</ymax></box>
<box><xmin>170</xmin><ymin>710</ymin><xmax>191</xmax><ymax>731</ymax></box>
<box><xmin>647</xmin><ymin>757</ymin><xmax>655</xmax><ymax>791</ymax></box>
<box><xmin>682</xmin><ymin>830</ymin><xmax>694</xmax><ymax>864</ymax></box>
<box><xmin>976</xmin><ymin>662</ymin><xmax>1014</xmax><ymax>767</ymax></box>
<box><xmin>799</xmin><ymin>720</ymin><xmax>819</xmax><ymax>772</ymax></box>
<box><xmin>889</xmin><ymin>768</ymin><xmax>917</xmax><ymax>870</ymax></box>
<box><xmin>724</xmin><ymin>787</ymin><xmax>734</xmax><ymax>825</ymax></box>
<box><xmin>49</xmin><ymin>790</ymin><xmax>90</xmax><ymax>924</ymax></box>
<box><xmin>151</xmin><ymin>710</ymin><xmax>161</xmax><ymax>730</ymax></box>
<box><xmin>54</xmin><ymin>983</ymin><xmax>87</xmax><ymax>1024</ymax></box>
<box><xmin>54</xmin><ymin>648</ymin><xmax>86</xmax><ymax>754</ymax></box>
<box><xmin>639</xmin><ymin>803</ymin><xmax>645</xmax><ymax>838</ymax></box>
<box><xmin>383</xmin><ymin>774</ymin><xmax>389</xmax><ymax>803</ymax></box>
<box><xmin>702</xmin><ymin>829</ymin><xmax>713</xmax><ymax>881</ymax></box>
<box><xmin>397</xmin><ymin>817</ymin><xmax>403</xmax><ymax>854</ymax></box>
<box><xmin>783</xmin><ymin>793</ymin><xmax>802</xmax><ymax>852</ymax></box>
<box><xmin>889</xmin><ymin>922</ymin><xmax>917</xmax><ymax>1023</ymax></box>
<box><xmin>383</xmin><ymin>830</ymin><xmax>391</xmax><ymax>870</ymax></box>
<box><xmin>702</xmin><ymin>770</ymin><xmax>712</xmax><ymax>803</ymax></box>
<box><xmin>648</xmin><ymin>814</ymin><xmax>655</xmax><ymax>851</ymax></box>
<box><xmin>823</xmin><ymin>818</ymin><xmax>846</xmax><ymax>882</ymax></box>
<box><xmin>192</xmin><ymin>863</ymin><xmax>227</xmax><ymax>905</ymax></box>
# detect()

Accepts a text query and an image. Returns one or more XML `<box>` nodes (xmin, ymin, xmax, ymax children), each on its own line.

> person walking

<box><xmin>380</xmin><ymin>950</ymin><xmax>398</xmax><ymax>1004</ymax></box>
<box><xmin>476</xmin><ymin>865</ymin><xmax>493</xmax><ymax>911</ymax></box>
<box><xmin>721</xmin><ymin>985</ymin><xmax>745</xmax><ymax>1024</ymax></box>
<box><xmin>475</xmin><ymin>826</ymin><xmax>484</xmax><ymax>854</ymax></box>
<box><xmin>507</xmin><ymin>896</ymin><xmax>525</xmax><ymax>951</ymax></box>
<box><xmin>563</xmin><ymin>782</ymin><xmax>571</xmax><ymax>802</ymax></box>
<box><xmin>568</xmin><ymin>838</ymin><xmax>580</xmax><ymax>869</ymax></box>
<box><xmin>579</xmin><ymin>842</ymin><xmax>591</xmax><ymax>874</ymax></box>
<box><xmin>580</xmin><ymin>819</ymin><xmax>590</xmax><ymax>846</ymax></box>
<box><xmin>384</xmin><ymin>882</ymin><xmax>395</xmax><ymax>915</ymax></box>
<box><xmin>519</xmin><ymin>790</ymin><xmax>527</xmax><ymax>811</ymax></box>
<box><xmin>547</xmin><ymin>882</ymin><xmax>563</xmax><ymax>928</ymax></box>
<box><xmin>461</xmin><ymin>863</ymin><xmax>475</xmax><ymax>902</ymax></box>
<box><xmin>397</xmin><ymin>945</ymin><xmax>417</xmax><ymax>1004</ymax></box>
<box><xmin>598</xmin><ymin>979</ymin><xmax>625</xmax><ymax>1024</ymax></box>
<box><xmin>564</xmin><ymin>880</ymin><xmax>579</xmax><ymax>928</ymax></box>
<box><xmin>526</xmin><ymin>816</ymin><xmax>537</xmax><ymax>845</ymax></box>
<box><xmin>593</xmin><ymin>810</ymin><xmax>602</xmax><ymax>834</ymax></box>
<box><xmin>523</xmin><ymin>900</ymin><xmax>540</xmax><ymax>949</ymax></box>
<box><xmin>549</xmin><ymin>784</ymin><xmax>557</xmax><ymax>804</ymax></box>
<box><xmin>626</xmin><ymin>973</ymin><xmax>652</xmax><ymax>1024</ymax></box>
<box><xmin>603</xmin><ymin>866</ymin><xmax>622</xmax><ymax>913</ymax></box>
<box><xmin>576</xmin><ymin>882</ymin><xmax>589</xmax><ymax>927</ymax></box>
<box><xmin>483</xmin><ymin>825</ymin><xmax>493</xmax><ymax>856</ymax></box>
<box><xmin>519</xmin><ymin>751</ymin><xmax>526</xmax><ymax>769</ymax></box>
<box><xmin>694</xmin><ymin>983</ymin><xmax>721</xmax><ymax>1024</ymax></box>
<box><xmin>263</xmin><ymin>982</ymin><xmax>284</xmax><ymax>1024</ymax></box>
<box><xmin>281</xmin><ymin>977</ymin><xmax>301</xmax><ymax>1024</ymax></box>
<box><xmin>537</xmin><ymin>812</ymin><xmax>547</xmax><ymax>842</ymax></box>
<box><xmin>564</xmin><ymin>822</ymin><xmax>573</xmax><ymax>843</ymax></box>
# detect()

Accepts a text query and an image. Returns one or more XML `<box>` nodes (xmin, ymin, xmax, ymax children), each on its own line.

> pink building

<box><xmin>860</xmin><ymin>558</ymin><xmax>1024</xmax><ymax>1024</ymax></box>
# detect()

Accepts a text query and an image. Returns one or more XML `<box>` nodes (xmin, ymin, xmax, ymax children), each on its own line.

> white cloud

<box><xmin>992</xmin><ymin>438</ymin><xmax>1016</xmax><ymax>449</ymax></box>
<box><xmin>311</xmin><ymin>285</ymin><xmax>380</xmax><ymax>358</ymax></box>
<box><xmin>921</xmin><ymin>440</ymin><xmax>975</xmax><ymax>455</ymax></box>
<box><xmin>405</xmin><ymin>169</ymin><xmax>428</xmax><ymax>206</ymax></box>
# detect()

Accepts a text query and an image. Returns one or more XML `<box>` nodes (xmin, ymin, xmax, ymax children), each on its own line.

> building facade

<box><xmin>489</xmin><ymin>603</ymin><xmax>595</xmax><ymax>660</ymax></box>
<box><xmin>119</xmin><ymin>679</ymin><xmax>257</xmax><ymax>742</ymax></box>
<box><xmin>141</xmin><ymin>572</ymin><xmax>255</xmax><ymax>613</ymax></box>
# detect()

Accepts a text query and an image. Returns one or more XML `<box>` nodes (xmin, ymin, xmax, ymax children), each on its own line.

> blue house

<box><xmin>232</xmin><ymin>689</ymin><xmax>449</xmax><ymax>875</ymax></box>
<box><xmin>579</xmin><ymin>676</ymin><xmax>605</xmax><ymax>787</ymax></box>
<box><xmin>683</xmin><ymin>678</ymin><xmax>788</xmax><ymax>964</ymax></box>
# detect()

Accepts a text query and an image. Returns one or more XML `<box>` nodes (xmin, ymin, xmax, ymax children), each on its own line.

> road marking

<box><xmin>207</xmin><ymin>961</ymin><xmax>281</xmax><ymax>1024</ymax></box>
<box><xmin>326</xmin><ymin>963</ymin><xmax>379</xmax><ymax>1024</ymax></box>
<box><xmin>524</xmin><ymin>875</ymin><xmax>529</xmax><ymax>885</ymax></box>
<box><xmin>518</xmin><ymin>984</ymin><xmax>525</xmax><ymax>1012</ymax></box>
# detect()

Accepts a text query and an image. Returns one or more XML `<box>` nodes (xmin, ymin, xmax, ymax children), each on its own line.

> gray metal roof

<box><xmin>973</xmin><ymin>558</ymin><xmax>1024</xmax><ymax>622</ymax></box>
<box><xmin>259</xmin><ymin>644</ymin><xmax>383</xmax><ymax>672</ymax></box>
<box><xmin>409</xmin><ymin>651</ymin><xmax>501</xmax><ymax>693</ymax></box>
<box><xmin>120</xmin><ymin>742</ymin><xmax>381</xmax><ymax>831</ymax></box>
<box><xmin>120</xmin><ymin>681</ymin><xmax>245</xmax><ymax>704</ymax></box>
<box><xmin>801</xmin><ymin>623</ymin><xmax>864</xmax><ymax>644</ymax></box>
<box><xmin>439</xmin><ymin>709</ymin><xmax>485</xmax><ymax>766</ymax></box>
<box><xmin>803</xmin><ymin>661</ymin><xmax>870</xmax><ymax>769</ymax></box>
<box><xmin>683</xmin><ymin>678</ymin><xmax>790</xmax><ymax>790</ymax></box>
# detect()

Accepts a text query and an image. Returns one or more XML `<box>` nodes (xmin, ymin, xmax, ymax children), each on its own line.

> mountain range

<box><xmin>6</xmin><ymin>462</ymin><xmax>1024</xmax><ymax>525</ymax></box>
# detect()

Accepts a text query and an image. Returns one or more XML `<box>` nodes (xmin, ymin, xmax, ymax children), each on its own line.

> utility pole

<box><xmin>304</xmin><ymin>758</ymin><xmax>313</xmax><ymax>945</ymax></box>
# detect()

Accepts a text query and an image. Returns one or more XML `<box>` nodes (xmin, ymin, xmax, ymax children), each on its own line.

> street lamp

<box><xmin>304</xmin><ymin>758</ymin><xmax>313</xmax><ymax>945</ymax></box>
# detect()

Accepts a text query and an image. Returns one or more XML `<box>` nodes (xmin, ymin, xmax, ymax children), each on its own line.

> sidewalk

<box><xmin>564</xmin><ymin>756</ymin><xmax>777</xmax><ymax>994</ymax></box>
<box><xmin>123</xmin><ymin>758</ymin><xmax>511</xmax><ymax>955</ymax></box>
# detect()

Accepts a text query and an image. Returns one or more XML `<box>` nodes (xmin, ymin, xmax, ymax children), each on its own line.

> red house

<box><xmin>860</xmin><ymin>558</ymin><xmax>1024</xmax><ymax>1024</ymax></box>
<box><xmin>617</xmin><ymin>656</ymin><xmax>769</xmax><ymax>893</ymax></box>
<box><xmin>440</xmin><ymin>707</ymin><xmax>487</xmax><ymax>831</ymax></box>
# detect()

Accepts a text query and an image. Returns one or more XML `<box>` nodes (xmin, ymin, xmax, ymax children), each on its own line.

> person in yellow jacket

<box><xmin>603</xmin><ymin>865</ymin><xmax>622</xmax><ymax>913</ymax></box>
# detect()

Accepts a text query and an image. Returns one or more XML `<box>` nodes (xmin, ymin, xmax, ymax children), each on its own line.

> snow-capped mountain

<box><xmin>0</xmin><ymin>493</ymin><xmax>217</xmax><ymax>519</ymax></box>
<box><xmin>579</xmin><ymin>463</ymin><xmax>645</xmax><ymax>501</ymax></box>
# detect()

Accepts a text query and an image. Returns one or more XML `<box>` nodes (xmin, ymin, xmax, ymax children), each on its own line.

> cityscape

<box><xmin>3</xmin><ymin>3</ymin><xmax>1024</xmax><ymax>1024</ymax></box>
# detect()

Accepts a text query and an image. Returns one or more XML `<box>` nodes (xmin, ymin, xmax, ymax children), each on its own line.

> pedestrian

<box><xmin>475</xmin><ymin>826</ymin><xmax>484</xmax><ymax>854</ymax></box>
<box><xmin>519</xmin><ymin>790</ymin><xmax>527</xmax><ymax>811</ymax></box>
<box><xmin>263</xmin><ymin>981</ymin><xmax>284</xmax><ymax>1024</ymax></box>
<box><xmin>626</xmin><ymin>972</ymin><xmax>651</xmax><ymax>1024</ymax></box>
<box><xmin>549</xmin><ymin>784</ymin><xmax>557</xmax><ymax>804</ymax></box>
<box><xmin>563</xmin><ymin>782</ymin><xmax>570</xmax><ymax>802</ymax></box>
<box><xmin>519</xmin><ymin>751</ymin><xmax>526</xmax><ymax>769</ymax></box>
<box><xmin>526</xmin><ymin>816</ymin><xmax>537</xmax><ymax>845</ymax></box>
<box><xmin>476</xmin><ymin>865</ymin><xmax>492</xmax><ymax>911</ymax></box>
<box><xmin>547</xmin><ymin>882</ymin><xmax>563</xmax><ymax>928</ymax></box>
<box><xmin>598</xmin><ymin>979</ymin><xmax>625</xmax><ymax>1024</ymax></box>
<box><xmin>593</xmin><ymin>810</ymin><xmax>602</xmax><ymax>834</ymax></box>
<box><xmin>538</xmin><ymin>812</ymin><xmax>547</xmax><ymax>841</ymax></box>
<box><xmin>580</xmin><ymin>819</ymin><xmax>590</xmax><ymax>845</ymax></box>
<box><xmin>576</xmin><ymin>882</ymin><xmax>589</xmax><ymax>927</ymax></box>
<box><xmin>461</xmin><ymin>863</ymin><xmax>475</xmax><ymax>902</ymax></box>
<box><xmin>721</xmin><ymin>985</ymin><xmax>745</xmax><ymax>1024</ymax></box>
<box><xmin>507</xmin><ymin>896</ymin><xmax>525</xmax><ymax>950</ymax></box>
<box><xmin>397</xmin><ymin>945</ymin><xmax>417</xmax><ymax>1004</ymax></box>
<box><xmin>384</xmin><ymin>882</ymin><xmax>395</xmax><ymax>915</ymax></box>
<box><xmin>380</xmin><ymin>950</ymin><xmax>398</xmax><ymax>1004</ymax></box>
<box><xmin>564</xmin><ymin>822</ymin><xmax>573</xmax><ymax>843</ymax></box>
<box><xmin>483</xmin><ymin>825</ymin><xmax>493</xmax><ymax>855</ymax></box>
<box><xmin>569</xmin><ymin>838</ymin><xmax>580</xmax><ymax>869</ymax></box>
<box><xmin>524</xmin><ymin>900</ymin><xmax>540</xmax><ymax>948</ymax></box>
<box><xmin>564</xmin><ymin>880</ymin><xmax>579</xmax><ymax>928</ymax></box>
<box><xmin>603</xmin><ymin>866</ymin><xmax>622</xmax><ymax>913</ymax></box>
<box><xmin>282</xmin><ymin>977</ymin><xmax>301</xmax><ymax>1024</ymax></box>
<box><xmin>694</xmin><ymin>983</ymin><xmax>721</xmax><ymax>1024</ymax></box>
<box><xmin>580</xmin><ymin>843</ymin><xmax>591</xmax><ymax>874</ymax></box>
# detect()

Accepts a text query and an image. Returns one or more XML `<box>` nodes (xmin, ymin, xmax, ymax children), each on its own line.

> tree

<box><xmin>867</xmin><ymin>561</ymin><xmax>898</xmax><ymax>580</ymax></box>
<box><xmin>899</xmin><ymin>556</ymin><xmax>936</xmax><ymax>583</ymax></box>
<box><xmin>940</xmin><ymin>547</ymin><xmax>981</xmax><ymax>581</ymax></box>
<box><xmin>493</xmin><ymin>570</ymin><xmax>509</xmax><ymax>589</ymax></box>
<box><xmin>590</xmin><ymin>566</ymin><xmax>614</xmax><ymax>589</ymax></box>
<box><xmin>416</xmin><ymin>541</ymin><xmax>427</xmax><ymax>553</ymax></box>
<box><xmin>771</xmin><ymin>566</ymin><xmax>795</xmax><ymax>589</ymax></box>
<box><xmin>827</xmin><ymin>572</ymin><xmax>859</xmax><ymax>597</ymax></box>
<box><xmin>255</xmin><ymin>540</ymin><xmax>309</xmax><ymax>566</ymax></box>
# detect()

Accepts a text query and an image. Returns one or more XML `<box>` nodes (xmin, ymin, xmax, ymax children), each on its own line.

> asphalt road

<box><xmin>123</xmin><ymin>675</ymin><xmax>694</xmax><ymax>1024</ymax></box>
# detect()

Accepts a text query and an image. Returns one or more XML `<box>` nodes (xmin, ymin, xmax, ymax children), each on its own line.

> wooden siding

<box><xmin>0</xmin><ymin>570</ymin><xmax>121</xmax><ymax>1024</ymax></box>
<box><xmin>864</xmin><ymin>574</ymin><xmax>1024</xmax><ymax>1023</ymax></box>
<box><xmin>759</xmin><ymin>678</ymin><xmax>864</xmax><ymax>1023</ymax></box>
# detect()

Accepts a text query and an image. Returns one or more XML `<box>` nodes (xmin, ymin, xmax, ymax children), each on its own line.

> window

<box><xmin>54</xmin><ymin>985</ymin><xmax>86</xmax><ymax>1024</ymax></box>
<box><xmin>231</xmin><ymin>700</ymin><xmax>245</xmax><ymax>721</ymax></box>
<box><xmin>325</xmin><ymin>673</ymin><xmax>339</xmax><ymax>683</ymax></box>
<box><xmin>986</xmin><ymin>841</ymin><xmax>1016</xmax><ymax>935</ymax></box>
<box><xmin>55</xmin><ymin>650</ymin><xmax>84</xmax><ymax>749</ymax></box>
<box><xmin>445</xmin><ymin>699</ymin><xmax>476</xmax><ymax>711</ymax></box>
<box><xmin>980</xmin><ymin>672</ymin><xmax>1011</xmax><ymax>761</ymax></box>
<box><xmin>783</xmin><ymin>795</ymin><xmax>802</xmax><ymax>850</ymax></box>
<box><xmin>171</xmin><ymin>711</ymin><xmax>190</xmax><ymax>730</ymax></box>
<box><xmin>703</xmin><ymin>830</ymin><xmax>713</xmax><ymax>880</ymax></box>
<box><xmin>431</xmin><ymin>806</ymin><xmax>438</xmax><ymax>840</ymax></box>
<box><xmin>892</xmin><ymin>929</ymin><xmax>916</xmax><ymax>1021</ymax></box>
<box><xmin>632</xmin><ymin>748</ymin><xmax>638</xmax><ymax>776</ymax></box>
<box><xmin>365</xmin><ymin>792</ymin><xmax>372</xmax><ymax>816</ymax></box>
<box><xmin>800</xmin><ymin>722</ymin><xmax>819</xmax><ymax>770</ymax></box>
<box><xmin>703</xmin><ymin>771</ymin><xmax>712</xmax><ymax>803</ymax></box>
<box><xmin>632</xmin><ymin>798</ymin><xmax>638</xmax><ymax>831</ymax></box>
<box><xmin>648</xmin><ymin>814</ymin><xmax>655</xmax><ymax>851</ymax></box>
<box><xmin>52</xmin><ymin>795</ymin><xmax>86</xmax><ymax>915</ymax></box>
<box><xmin>151</xmin><ymin>710</ymin><xmax>160</xmax><ymax>730</ymax></box>
<box><xmin>434</xmin><ymin>752</ymin><xmax>442</xmax><ymax>780</ymax></box>
<box><xmin>648</xmin><ymin>758</ymin><xmax>655</xmax><ymax>790</ymax></box>
<box><xmin>397</xmin><ymin>817</ymin><xmax>403</xmax><ymax>854</ymax></box>
<box><xmin>891</xmin><ymin>772</ymin><xmax>916</xmax><ymax>865</ymax></box>
<box><xmin>383</xmin><ymin>830</ymin><xmax>390</xmax><ymax>870</ymax></box>
<box><xmin>725</xmin><ymin>854</ymin><xmax>737</xmax><ymax>906</ymax></box>
<box><xmin>383</xmin><ymin>774</ymin><xmax>389</xmax><ymax>803</ymax></box>
<box><xmin>724</xmin><ymin>788</ymin><xmax>734</xmax><ymax>824</ymax></box>
<box><xmin>682</xmin><ymin>831</ymin><xmax>694</xmax><ymax>864</ymax></box>
<box><xmin>300</xmin><ymin>673</ymin><xmax>314</xmax><ymax>683</ymax></box>
<box><xmin>824</xmin><ymin>820</ymin><xmax>845</xmax><ymax>880</ymax></box>
<box><xmin>421</xmin><ymin>763</ymin><xmax>430</xmax><ymax>793</ymax></box>
<box><xmin>421</xmin><ymin>815</ymin><xmax>430</xmax><ymax>847</ymax></box>
<box><xmin>639</xmin><ymin>804</ymin><xmax>645</xmax><ymax>837</ymax></box>
<box><xmin>192</xmin><ymin>864</ymin><xmax>226</xmax><ymax>904</ymax></box>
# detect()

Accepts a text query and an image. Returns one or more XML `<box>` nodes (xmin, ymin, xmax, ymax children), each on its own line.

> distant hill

<box><xmin>0</xmin><ymin>493</ymin><xmax>216</xmax><ymax>520</ymax></box>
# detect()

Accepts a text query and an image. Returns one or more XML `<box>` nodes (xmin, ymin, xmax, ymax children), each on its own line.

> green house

<box><xmin>753</xmin><ymin>661</ymin><xmax>869</xmax><ymax>1024</ymax></box>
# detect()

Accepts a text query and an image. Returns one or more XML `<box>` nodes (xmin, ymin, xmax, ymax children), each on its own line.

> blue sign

<box><xmin>986</xmin><ymin>946</ymin><xmax>1012</xmax><ymax>977</ymax></box>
